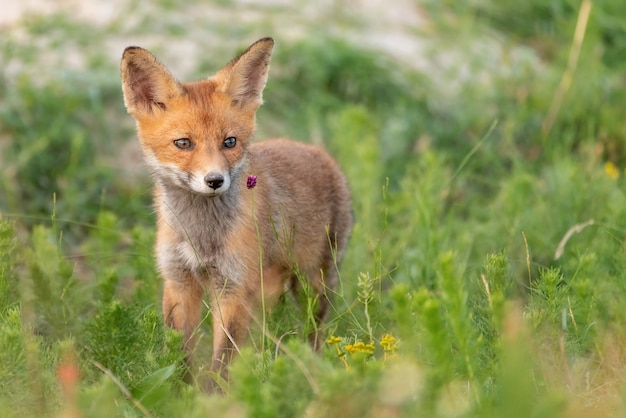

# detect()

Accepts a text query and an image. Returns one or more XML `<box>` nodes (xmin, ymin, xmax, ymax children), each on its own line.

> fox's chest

<box><xmin>156</xmin><ymin>187</ymin><xmax>246</xmax><ymax>283</ymax></box>
<box><xmin>174</xmin><ymin>238</ymin><xmax>244</xmax><ymax>284</ymax></box>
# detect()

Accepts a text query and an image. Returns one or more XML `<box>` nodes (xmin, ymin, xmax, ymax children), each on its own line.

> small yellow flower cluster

<box><xmin>344</xmin><ymin>341</ymin><xmax>376</xmax><ymax>355</ymax></box>
<box><xmin>326</xmin><ymin>336</ymin><xmax>342</xmax><ymax>345</ymax></box>
<box><xmin>326</xmin><ymin>335</ymin><xmax>350</xmax><ymax>369</ymax></box>
<box><xmin>326</xmin><ymin>333</ymin><xmax>400</xmax><ymax>369</ymax></box>
<box><xmin>380</xmin><ymin>334</ymin><xmax>399</xmax><ymax>354</ymax></box>
<box><xmin>605</xmin><ymin>161</ymin><xmax>621</xmax><ymax>180</ymax></box>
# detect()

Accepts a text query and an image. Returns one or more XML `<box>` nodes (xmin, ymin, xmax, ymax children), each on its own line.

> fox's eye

<box><xmin>223</xmin><ymin>137</ymin><xmax>237</xmax><ymax>149</ymax></box>
<box><xmin>174</xmin><ymin>138</ymin><xmax>193</xmax><ymax>150</ymax></box>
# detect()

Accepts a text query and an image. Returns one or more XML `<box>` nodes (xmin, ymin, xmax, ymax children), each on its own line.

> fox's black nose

<box><xmin>204</xmin><ymin>173</ymin><xmax>224</xmax><ymax>190</ymax></box>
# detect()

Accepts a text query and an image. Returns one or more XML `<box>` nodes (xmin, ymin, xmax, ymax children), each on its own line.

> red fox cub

<box><xmin>120</xmin><ymin>38</ymin><xmax>352</xmax><ymax>384</ymax></box>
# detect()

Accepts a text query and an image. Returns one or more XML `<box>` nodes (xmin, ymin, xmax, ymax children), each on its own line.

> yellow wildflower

<box><xmin>605</xmin><ymin>162</ymin><xmax>620</xmax><ymax>180</ymax></box>
<box><xmin>326</xmin><ymin>336</ymin><xmax>342</xmax><ymax>345</ymax></box>
<box><xmin>380</xmin><ymin>334</ymin><xmax>399</xmax><ymax>353</ymax></box>
<box><xmin>345</xmin><ymin>341</ymin><xmax>375</xmax><ymax>355</ymax></box>
<box><xmin>327</xmin><ymin>335</ymin><xmax>349</xmax><ymax>368</ymax></box>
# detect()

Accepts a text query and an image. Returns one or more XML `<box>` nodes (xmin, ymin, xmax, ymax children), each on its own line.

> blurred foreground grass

<box><xmin>2</xmin><ymin>0</ymin><xmax>626</xmax><ymax>416</ymax></box>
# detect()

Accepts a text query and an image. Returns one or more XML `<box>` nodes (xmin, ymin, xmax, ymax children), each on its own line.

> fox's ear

<box><xmin>216</xmin><ymin>37</ymin><xmax>274</xmax><ymax>109</ymax></box>
<box><xmin>120</xmin><ymin>47</ymin><xmax>184</xmax><ymax>116</ymax></box>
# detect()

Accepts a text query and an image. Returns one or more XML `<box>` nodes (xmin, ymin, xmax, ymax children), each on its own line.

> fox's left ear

<box><xmin>120</xmin><ymin>46</ymin><xmax>184</xmax><ymax>117</ymax></box>
<box><xmin>216</xmin><ymin>37</ymin><xmax>274</xmax><ymax>109</ymax></box>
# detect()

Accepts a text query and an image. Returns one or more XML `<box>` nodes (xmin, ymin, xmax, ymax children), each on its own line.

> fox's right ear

<box><xmin>120</xmin><ymin>47</ymin><xmax>184</xmax><ymax>116</ymax></box>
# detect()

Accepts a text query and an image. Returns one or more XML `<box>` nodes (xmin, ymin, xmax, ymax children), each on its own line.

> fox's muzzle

<box><xmin>204</xmin><ymin>173</ymin><xmax>225</xmax><ymax>190</ymax></box>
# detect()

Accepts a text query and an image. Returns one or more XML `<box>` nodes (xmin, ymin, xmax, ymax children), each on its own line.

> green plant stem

<box><xmin>542</xmin><ymin>0</ymin><xmax>593</xmax><ymax>137</ymax></box>
<box><xmin>250</xmin><ymin>190</ymin><xmax>266</xmax><ymax>352</ymax></box>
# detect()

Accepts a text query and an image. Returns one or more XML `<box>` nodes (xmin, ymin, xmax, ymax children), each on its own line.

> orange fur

<box><xmin>120</xmin><ymin>38</ymin><xmax>352</xmax><ymax>389</ymax></box>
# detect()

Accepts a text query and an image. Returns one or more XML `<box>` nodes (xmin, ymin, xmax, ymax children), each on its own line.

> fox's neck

<box><xmin>157</xmin><ymin>179</ymin><xmax>242</xmax><ymax>236</ymax></box>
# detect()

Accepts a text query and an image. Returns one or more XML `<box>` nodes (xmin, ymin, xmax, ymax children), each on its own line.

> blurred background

<box><xmin>2</xmin><ymin>0</ymin><xmax>626</xmax><ymax>416</ymax></box>
<box><xmin>3</xmin><ymin>0</ymin><xmax>626</xmax><ymax>281</ymax></box>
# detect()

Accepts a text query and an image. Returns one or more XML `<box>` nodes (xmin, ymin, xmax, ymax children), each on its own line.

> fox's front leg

<box><xmin>207</xmin><ymin>267</ymin><xmax>285</xmax><ymax>389</ymax></box>
<box><xmin>208</xmin><ymin>286</ymin><xmax>253</xmax><ymax>385</ymax></box>
<box><xmin>162</xmin><ymin>275</ymin><xmax>204</xmax><ymax>371</ymax></box>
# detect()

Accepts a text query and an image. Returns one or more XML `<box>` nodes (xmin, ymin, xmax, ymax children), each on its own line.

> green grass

<box><xmin>2</xmin><ymin>0</ymin><xmax>626</xmax><ymax>416</ymax></box>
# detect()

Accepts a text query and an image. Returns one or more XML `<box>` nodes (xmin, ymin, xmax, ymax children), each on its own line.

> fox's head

<box><xmin>120</xmin><ymin>38</ymin><xmax>273</xmax><ymax>196</ymax></box>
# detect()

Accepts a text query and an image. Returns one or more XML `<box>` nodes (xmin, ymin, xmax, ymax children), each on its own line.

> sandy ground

<box><xmin>1</xmin><ymin>0</ymin><xmax>539</xmax><ymax>97</ymax></box>
<box><xmin>3</xmin><ymin>0</ymin><xmax>136</xmax><ymax>26</ymax></box>
<box><xmin>0</xmin><ymin>0</ymin><xmax>440</xmax><ymax>79</ymax></box>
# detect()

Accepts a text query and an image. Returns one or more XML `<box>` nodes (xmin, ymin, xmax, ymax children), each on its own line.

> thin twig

<box><xmin>274</xmin><ymin>331</ymin><xmax>298</xmax><ymax>359</ymax></box>
<box><xmin>449</xmin><ymin>120</ymin><xmax>498</xmax><ymax>185</ymax></box>
<box><xmin>554</xmin><ymin>219</ymin><xmax>595</xmax><ymax>260</ymax></box>
<box><xmin>542</xmin><ymin>0</ymin><xmax>593</xmax><ymax>137</ymax></box>
<box><xmin>249</xmin><ymin>316</ymin><xmax>320</xmax><ymax>395</ymax></box>
<box><xmin>91</xmin><ymin>361</ymin><xmax>154</xmax><ymax>418</ymax></box>
<box><xmin>567</xmin><ymin>296</ymin><xmax>578</xmax><ymax>333</ymax></box>
<box><xmin>480</xmin><ymin>274</ymin><xmax>492</xmax><ymax>308</ymax></box>
<box><xmin>522</xmin><ymin>231</ymin><xmax>531</xmax><ymax>284</ymax></box>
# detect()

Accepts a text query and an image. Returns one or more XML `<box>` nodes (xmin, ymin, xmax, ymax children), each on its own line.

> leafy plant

<box><xmin>2</xmin><ymin>1</ymin><xmax>626</xmax><ymax>416</ymax></box>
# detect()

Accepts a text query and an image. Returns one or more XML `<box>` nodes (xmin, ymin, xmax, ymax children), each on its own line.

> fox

<box><xmin>120</xmin><ymin>37</ymin><xmax>352</xmax><ymax>386</ymax></box>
